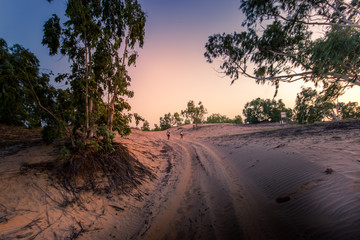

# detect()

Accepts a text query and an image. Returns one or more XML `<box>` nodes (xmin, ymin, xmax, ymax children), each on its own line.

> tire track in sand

<box><xmin>141</xmin><ymin>138</ymin><xmax>295</xmax><ymax>240</ymax></box>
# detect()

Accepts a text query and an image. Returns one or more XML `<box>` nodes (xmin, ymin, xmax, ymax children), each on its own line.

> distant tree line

<box><xmin>146</xmin><ymin>100</ymin><xmax>243</xmax><ymax>131</ymax></box>
<box><xmin>145</xmin><ymin>88</ymin><xmax>360</xmax><ymax>131</ymax></box>
<box><xmin>242</xmin><ymin>88</ymin><xmax>360</xmax><ymax>124</ymax></box>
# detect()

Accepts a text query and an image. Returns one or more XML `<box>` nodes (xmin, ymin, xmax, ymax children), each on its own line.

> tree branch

<box><xmin>275</xmin><ymin>13</ymin><xmax>360</xmax><ymax>28</ymax></box>
<box><xmin>21</xmin><ymin>68</ymin><xmax>74</xmax><ymax>146</ymax></box>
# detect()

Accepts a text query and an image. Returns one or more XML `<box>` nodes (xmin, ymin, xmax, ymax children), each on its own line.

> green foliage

<box><xmin>159</xmin><ymin>113</ymin><xmax>172</xmax><ymax>130</ymax></box>
<box><xmin>42</xmin><ymin>14</ymin><xmax>61</xmax><ymax>56</ymax></box>
<box><xmin>181</xmin><ymin>100</ymin><xmax>207</xmax><ymax>127</ymax></box>
<box><xmin>159</xmin><ymin>112</ymin><xmax>183</xmax><ymax>130</ymax></box>
<box><xmin>338</xmin><ymin>102</ymin><xmax>360</xmax><ymax>120</ymax></box>
<box><xmin>153</xmin><ymin>124</ymin><xmax>161</xmax><ymax>131</ymax></box>
<box><xmin>59</xmin><ymin>146</ymin><xmax>70</xmax><ymax>160</ymax></box>
<box><xmin>233</xmin><ymin>115</ymin><xmax>243</xmax><ymax>124</ymax></box>
<box><xmin>41</xmin><ymin>0</ymin><xmax>146</xmax><ymax>147</ymax></box>
<box><xmin>96</xmin><ymin>124</ymin><xmax>115</xmax><ymax>153</ymax></box>
<box><xmin>111</xmin><ymin>110</ymin><xmax>132</xmax><ymax>137</ymax></box>
<box><xmin>173</xmin><ymin>112</ymin><xmax>183</xmax><ymax>126</ymax></box>
<box><xmin>133</xmin><ymin>113</ymin><xmax>145</xmax><ymax>127</ymax></box>
<box><xmin>294</xmin><ymin>87</ymin><xmax>360</xmax><ymax>124</ymax></box>
<box><xmin>206</xmin><ymin>113</ymin><xmax>232</xmax><ymax>123</ymax></box>
<box><xmin>41</xmin><ymin>123</ymin><xmax>64</xmax><ymax>145</ymax></box>
<box><xmin>294</xmin><ymin>87</ymin><xmax>331</xmax><ymax>124</ymax></box>
<box><xmin>243</xmin><ymin>98</ymin><xmax>292</xmax><ymax>124</ymax></box>
<box><xmin>0</xmin><ymin>38</ymin><xmax>67</xmax><ymax>134</ymax></box>
<box><xmin>206</xmin><ymin>113</ymin><xmax>243</xmax><ymax>124</ymax></box>
<box><xmin>141</xmin><ymin>120</ymin><xmax>150</xmax><ymax>131</ymax></box>
<box><xmin>205</xmin><ymin>0</ymin><xmax>360</xmax><ymax>98</ymax></box>
<box><xmin>0</xmin><ymin>39</ymin><xmax>38</xmax><ymax>126</ymax></box>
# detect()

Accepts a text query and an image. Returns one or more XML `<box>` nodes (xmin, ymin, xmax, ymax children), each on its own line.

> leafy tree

<box><xmin>173</xmin><ymin>112</ymin><xmax>183</xmax><ymax>126</ymax></box>
<box><xmin>243</xmin><ymin>98</ymin><xmax>292</xmax><ymax>123</ymax></box>
<box><xmin>0</xmin><ymin>38</ymin><xmax>74</xmax><ymax>143</ymax></box>
<box><xmin>159</xmin><ymin>113</ymin><xmax>172</xmax><ymax>130</ymax></box>
<box><xmin>338</xmin><ymin>102</ymin><xmax>360</xmax><ymax>119</ymax></box>
<box><xmin>42</xmin><ymin>0</ymin><xmax>146</xmax><ymax>142</ymax></box>
<box><xmin>205</xmin><ymin>0</ymin><xmax>360</xmax><ymax>98</ymax></box>
<box><xmin>233</xmin><ymin>115</ymin><xmax>243</xmax><ymax>124</ymax></box>
<box><xmin>153</xmin><ymin>124</ymin><xmax>161</xmax><ymax>131</ymax></box>
<box><xmin>158</xmin><ymin>112</ymin><xmax>183</xmax><ymax>130</ymax></box>
<box><xmin>294</xmin><ymin>87</ymin><xmax>330</xmax><ymax>123</ymax></box>
<box><xmin>0</xmin><ymin>40</ymin><xmax>55</xmax><ymax>126</ymax></box>
<box><xmin>206</xmin><ymin>113</ymin><xmax>232</xmax><ymax>123</ymax></box>
<box><xmin>295</xmin><ymin>87</ymin><xmax>360</xmax><ymax>123</ymax></box>
<box><xmin>181</xmin><ymin>100</ymin><xmax>207</xmax><ymax>127</ymax></box>
<box><xmin>325</xmin><ymin>100</ymin><xmax>360</xmax><ymax>120</ymax></box>
<box><xmin>0</xmin><ymin>39</ymin><xmax>39</xmax><ymax>126</ymax></box>
<box><xmin>141</xmin><ymin>120</ymin><xmax>150</xmax><ymax>131</ymax></box>
<box><xmin>133</xmin><ymin>113</ymin><xmax>145</xmax><ymax>127</ymax></box>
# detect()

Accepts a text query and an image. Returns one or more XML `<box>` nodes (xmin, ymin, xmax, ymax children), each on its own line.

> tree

<box><xmin>173</xmin><ymin>112</ymin><xmax>183</xmax><ymax>126</ymax></box>
<box><xmin>324</xmin><ymin>100</ymin><xmax>360</xmax><ymax>120</ymax></box>
<box><xmin>243</xmin><ymin>98</ymin><xmax>292</xmax><ymax>124</ymax></box>
<box><xmin>42</xmin><ymin>0</ymin><xmax>146</xmax><ymax>141</ymax></box>
<box><xmin>0</xmin><ymin>38</ymin><xmax>74</xmax><ymax>143</ymax></box>
<box><xmin>141</xmin><ymin>120</ymin><xmax>150</xmax><ymax>131</ymax></box>
<box><xmin>159</xmin><ymin>113</ymin><xmax>172</xmax><ymax>130</ymax></box>
<box><xmin>338</xmin><ymin>101</ymin><xmax>360</xmax><ymax>119</ymax></box>
<box><xmin>205</xmin><ymin>0</ymin><xmax>360</xmax><ymax>98</ymax></box>
<box><xmin>294</xmin><ymin>87</ymin><xmax>330</xmax><ymax>123</ymax></box>
<box><xmin>294</xmin><ymin>87</ymin><xmax>360</xmax><ymax>123</ymax></box>
<box><xmin>0</xmin><ymin>39</ymin><xmax>40</xmax><ymax>126</ymax></box>
<box><xmin>181</xmin><ymin>100</ymin><xmax>207</xmax><ymax>127</ymax></box>
<box><xmin>133</xmin><ymin>113</ymin><xmax>145</xmax><ymax>127</ymax></box>
<box><xmin>158</xmin><ymin>112</ymin><xmax>182</xmax><ymax>130</ymax></box>
<box><xmin>233</xmin><ymin>115</ymin><xmax>243</xmax><ymax>124</ymax></box>
<box><xmin>206</xmin><ymin>113</ymin><xmax>232</xmax><ymax>123</ymax></box>
<box><xmin>153</xmin><ymin>124</ymin><xmax>161</xmax><ymax>131</ymax></box>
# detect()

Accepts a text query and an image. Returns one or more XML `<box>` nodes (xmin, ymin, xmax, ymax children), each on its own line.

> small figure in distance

<box><xmin>180</xmin><ymin>130</ymin><xmax>184</xmax><ymax>139</ymax></box>
<box><xmin>166</xmin><ymin>130</ymin><xmax>170</xmax><ymax>140</ymax></box>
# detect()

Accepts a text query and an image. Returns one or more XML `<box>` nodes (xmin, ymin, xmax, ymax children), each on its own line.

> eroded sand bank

<box><xmin>1</xmin><ymin>121</ymin><xmax>359</xmax><ymax>239</ymax></box>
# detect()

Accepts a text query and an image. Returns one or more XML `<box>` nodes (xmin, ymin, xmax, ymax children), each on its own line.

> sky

<box><xmin>1</xmin><ymin>0</ymin><xmax>359</xmax><ymax>127</ymax></box>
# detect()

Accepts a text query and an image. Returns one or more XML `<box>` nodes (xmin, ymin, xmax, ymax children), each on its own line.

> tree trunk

<box><xmin>107</xmin><ymin>26</ymin><xmax>133</xmax><ymax>131</ymax></box>
<box><xmin>84</xmin><ymin>35</ymin><xmax>89</xmax><ymax>141</ymax></box>
<box><xmin>88</xmin><ymin>46</ymin><xmax>94</xmax><ymax>138</ymax></box>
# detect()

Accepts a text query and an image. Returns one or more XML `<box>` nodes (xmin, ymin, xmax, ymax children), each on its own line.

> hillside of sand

<box><xmin>1</xmin><ymin>121</ymin><xmax>360</xmax><ymax>239</ymax></box>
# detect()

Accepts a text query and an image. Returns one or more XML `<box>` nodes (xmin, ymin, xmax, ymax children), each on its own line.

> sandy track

<box><xmin>134</xmin><ymin>123</ymin><xmax>360</xmax><ymax>240</ymax></box>
<box><xmin>140</xmin><ymin>138</ymin><xmax>245</xmax><ymax>240</ymax></box>
<box><xmin>138</xmin><ymin>137</ymin><xmax>295</xmax><ymax>240</ymax></box>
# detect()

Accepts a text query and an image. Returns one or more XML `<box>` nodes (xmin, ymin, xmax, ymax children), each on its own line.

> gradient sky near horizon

<box><xmin>1</xmin><ymin>0</ymin><xmax>359</xmax><ymax>127</ymax></box>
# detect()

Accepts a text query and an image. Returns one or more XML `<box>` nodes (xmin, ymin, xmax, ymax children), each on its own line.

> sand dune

<box><xmin>0</xmin><ymin>121</ymin><xmax>359</xmax><ymax>239</ymax></box>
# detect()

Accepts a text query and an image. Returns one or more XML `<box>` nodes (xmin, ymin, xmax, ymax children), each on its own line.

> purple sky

<box><xmin>1</xmin><ymin>0</ymin><xmax>359</xmax><ymax>127</ymax></box>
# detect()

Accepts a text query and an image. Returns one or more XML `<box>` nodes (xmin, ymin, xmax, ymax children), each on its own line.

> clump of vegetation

<box><xmin>205</xmin><ymin>0</ymin><xmax>360</xmax><ymax>98</ymax></box>
<box><xmin>152</xmin><ymin>100</ymin><xmax>208</xmax><ymax>131</ymax></box>
<box><xmin>243</xmin><ymin>98</ymin><xmax>292</xmax><ymax>124</ymax></box>
<box><xmin>206</xmin><ymin>113</ymin><xmax>243</xmax><ymax>124</ymax></box>
<box><xmin>1</xmin><ymin>0</ymin><xmax>152</xmax><ymax>196</ymax></box>
<box><xmin>294</xmin><ymin>87</ymin><xmax>360</xmax><ymax>124</ymax></box>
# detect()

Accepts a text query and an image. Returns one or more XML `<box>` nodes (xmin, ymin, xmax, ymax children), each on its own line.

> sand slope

<box><xmin>0</xmin><ymin>121</ymin><xmax>359</xmax><ymax>239</ymax></box>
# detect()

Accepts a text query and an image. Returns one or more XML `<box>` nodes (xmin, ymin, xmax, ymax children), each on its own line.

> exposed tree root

<box><xmin>20</xmin><ymin>142</ymin><xmax>156</xmax><ymax>198</ymax></box>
